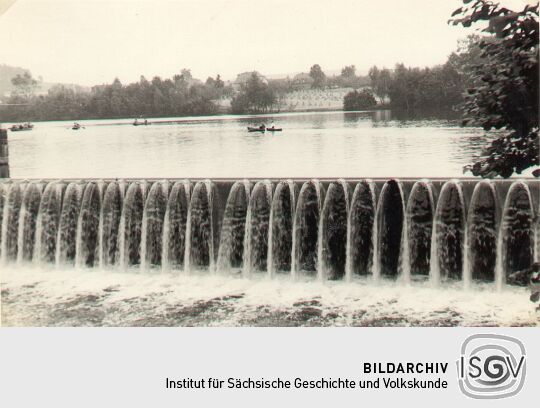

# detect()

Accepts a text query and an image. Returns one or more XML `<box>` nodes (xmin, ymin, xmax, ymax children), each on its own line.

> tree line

<box><xmin>341</xmin><ymin>37</ymin><xmax>476</xmax><ymax>114</ymax></box>
<box><xmin>366</xmin><ymin>48</ymin><xmax>471</xmax><ymax>113</ymax></box>
<box><xmin>2</xmin><ymin>63</ymin><xmax>372</xmax><ymax>119</ymax></box>
<box><xmin>4</xmin><ymin>56</ymin><xmax>469</xmax><ymax>120</ymax></box>
<box><xmin>230</xmin><ymin>65</ymin><xmax>371</xmax><ymax>114</ymax></box>
<box><xmin>1</xmin><ymin>70</ymin><xmax>231</xmax><ymax>121</ymax></box>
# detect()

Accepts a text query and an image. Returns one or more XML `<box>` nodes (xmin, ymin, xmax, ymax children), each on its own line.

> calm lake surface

<box><xmin>6</xmin><ymin>110</ymin><xmax>488</xmax><ymax>179</ymax></box>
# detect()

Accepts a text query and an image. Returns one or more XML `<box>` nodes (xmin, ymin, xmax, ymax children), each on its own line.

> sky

<box><xmin>0</xmin><ymin>0</ymin><xmax>533</xmax><ymax>85</ymax></box>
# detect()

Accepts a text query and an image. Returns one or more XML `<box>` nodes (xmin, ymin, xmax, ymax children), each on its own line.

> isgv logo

<box><xmin>457</xmin><ymin>334</ymin><xmax>526</xmax><ymax>399</ymax></box>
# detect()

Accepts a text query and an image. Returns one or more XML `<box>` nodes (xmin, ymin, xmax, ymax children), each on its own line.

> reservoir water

<box><xmin>6</xmin><ymin>110</ymin><xmax>489</xmax><ymax>179</ymax></box>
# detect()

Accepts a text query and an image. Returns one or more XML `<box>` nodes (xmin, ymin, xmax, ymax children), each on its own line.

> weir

<box><xmin>0</xmin><ymin>178</ymin><xmax>539</xmax><ymax>286</ymax></box>
<box><xmin>0</xmin><ymin>129</ymin><xmax>8</xmax><ymax>178</ymax></box>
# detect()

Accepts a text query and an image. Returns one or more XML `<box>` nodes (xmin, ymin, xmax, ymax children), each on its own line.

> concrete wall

<box><xmin>0</xmin><ymin>128</ymin><xmax>9</xmax><ymax>178</ymax></box>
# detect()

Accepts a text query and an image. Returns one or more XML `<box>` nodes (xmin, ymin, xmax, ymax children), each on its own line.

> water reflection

<box><xmin>372</xmin><ymin>110</ymin><xmax>392</xmax><ymax>122</ymax></box>
<box><xmin>343</xmin><ymin>111</ymin><xmax>373</xmax><ymax>127</ymax></box>
<box><xmin>7</xmin><ymin>110</ymin><xmax>490</xmax><ymax>178</ymax></box>
<box><xmin>370</xmin><ymin>109</ymin><xmax>461</xmax><ymax>128</ymax></box>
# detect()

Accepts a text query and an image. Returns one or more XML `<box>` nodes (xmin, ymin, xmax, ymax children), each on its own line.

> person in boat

<box><xmin>259</xmin><ymin>123</ymin><xmax>265</xmax><ymax>130</ymax></box>
<box><xmin>269</xmin><ymin>122</ymin><xmax>275</xmax><ymax>130</ymax></box>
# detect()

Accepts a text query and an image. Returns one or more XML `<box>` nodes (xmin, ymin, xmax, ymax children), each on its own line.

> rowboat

<box><xmin>247</xmin><ymin>126</ymin><xmax>265</xmax><ymax>132</ymax></box>
<box><xmin>10</xmin><ymin>123</ymin><xmax>33</xmax><ymax>132</ymax></box>
<box><xmin>247</xmin><ymin>126</ymin><xmax>283</xmax><ymax>132</ymax></box>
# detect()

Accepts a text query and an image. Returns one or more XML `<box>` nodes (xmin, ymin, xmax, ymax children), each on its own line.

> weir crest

<box><xmin>1</xmin><ymin>178</ymin><xmax>538</xmax><ymax>287</ymax></box>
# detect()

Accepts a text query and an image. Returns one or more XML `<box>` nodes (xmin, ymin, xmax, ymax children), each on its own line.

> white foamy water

<box><xmin>1</xmin><ymin>265</ymin><xmax>538</xmax><ymax>327</ymax></box>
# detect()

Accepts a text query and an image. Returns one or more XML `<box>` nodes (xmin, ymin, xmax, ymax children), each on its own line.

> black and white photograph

<box><xmin>0</xmin><ymin>0</ymin><xmax>539</xmax><ymax>329</ymax></box>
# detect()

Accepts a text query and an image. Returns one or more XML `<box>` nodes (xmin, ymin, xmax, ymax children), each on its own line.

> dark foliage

<box><xmin>1</xmin><ymin>71</ymin><xmax>229</xmax><ymax>121</ymax></box>
<box><xmin>343</xmin><ymin>89</ymin><xmax>377</xmax><ymax>111</ymax></box>
<box><xmin>10</xmin><ymin>72</ymin><xmax>38</xmax><ymax>99</ymax></box>
<box><xmin>368</xmin><ymin>66</ymin><xmax>392</xmax><ymax>104</ymax></box>
<box><xmin>451</xmin><ymin>1</ymin><xmax>539</xmax><ymax>178</ymax></box>
<box><xmin>309</xmin><ymin>64</ymin><xmax>326</xmax><ymax>89</ymax></box>
<box><xmin>230</xmin><ymin>73</ymin><xmax>277</xmax><ymax>114</ymax></box>
<box><xmin>369</xmin><ymin>62</ymin><xmax>465</xmax><ymax>111</ymax></box>
<box><xmin>333</xmin><ymin>65</ymin><xmax>369</xmax><ymax>88</ymax></box>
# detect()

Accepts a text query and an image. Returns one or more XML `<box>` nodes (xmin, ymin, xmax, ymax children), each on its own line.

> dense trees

<box><xmin>10</xmin><ymin>72</ymin><xmax>38</xmax><ymax>99</ymax></box>
<box><xmin>366</xmin><ymin>34</ymin><xmax>499</xmax><ymax>113</ymax></box>
<box><xmin>332</xmin><ymin>65</ymin><xmax>369</xmax><ymax>89</ymax></box>
<box><xmin>0</xmin><ymin>71</ymin><xmax>229</xmax><ymax>121</ymax></box>
<box><xmin>0</xmin><ymin>64</ymin><xmax>33</xmax><ymax>95</ymax></box>
<box><xmin>367</xmin><ymin>61</ymin><xmax>465</xmax><ymax>112</ymax></box>
<box><xmin>343</xmin><ymin>89</ymin><xmax>377</xmax><ymax>111</ymax></box>
<box><xmin>368</xmin><ymin>66</ymin><xmax>391</xmax><ymax>104</ymax></box>
<box><xmin>341</xmin><ymin>65</ymin><xmax>356</xmax><ymax>78</ymax></box>
<box><xmin>231</xmin><ymin>72</ymin><xmax>277</xmax><ymax>114</ymax></box>
<box><xmin>205</xmin><ymin>74</ymin><xmax>224</xmax><ymax>89</ymax></box>
<box><xmin>309</xmin><ymin>64</ymin><xmax>326</xmax><ymax>89</ymax></box>
<box><xmin>451</xmin><ymin>0</ymin><xmax>539</xmax><ymax>178</ymax></box>
<box><xmin>289</xmin><ymin>66</ymin><xmax>369</xmax><ymax>90</ymax></box>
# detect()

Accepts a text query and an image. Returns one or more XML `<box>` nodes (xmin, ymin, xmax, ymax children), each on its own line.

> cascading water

<box><xmin>185</xmin><ymin>180</ymin><xmax>215</xmax><ymax>272</ymax></box>
<box><xmin>75</xmin><ymin>182</ymin><xmax>102</xmax><ymax>267</ymax></box>
<box><xmin>536</xmin><ymin>202</ymin><xmax>540</xmax><ymax>263</ymax></box>
<box><xmin>376</xmin><ymin>180</ymin><xmax>404</xmax><ymax>278</ymax></box>
<box><xmin>466</xmin><ymin>180</ymin><xmax>498</xmax><ymax>283</ymax></box>
<box><xmin>0</xmin><ymin>178</ymin><xmax>538</xmax><ymax>292</ymax></box>
<box><xmin>268</xmin><ymin>180</ymin><xmax>296</xmax><ymax>276</ymax></box>
<box><xmin>405</xmin><ymin>180</ymin><xmax>434</xmax><ymax>278</ymax></box>
<box><xmin>0</xmin><ymin>183</ymin><xmax>6</xmax><ymax>252</ymax></box>
<box><xmin>498</xmin><ymin>181</ymin><xmax>534</xmax><ymax>285</ymax></box>
<box><xmin>118</xmin><ymin>182</ymin><xmax>145</xmax><ymax>268</ymax></box>
<box><xmin>161</xmin><ymin>180</ymin><xmax>190</xmax><ymax>270</ymax></box>
<box><xmin>140</xmin><ymin>180</ymin><xmax>169</xmax><ymax>270</ymax></box>
<box><xmin>320</xmin><ymin>179</ymin><xmax>350</xmax><ymax>280</ymax></box>
<box><xmin>0</xmin><ymin>183</ymin><xmax>9</xmax><ymax>261</ymax></box>
<box><xmin>217</xmin><ymin>180</ymin><xmax>250</xmax><ymax>272</ymax></box>
<box><xmin>56</xmin><ymin>182</ymin><xmax>84</xmax><ymax>264</ymax></box>
<box><xmin>347</xmin><ymin>180</ymin><xmax>377</xmax><ymax>279</ymax></box>
<box><xmin>243</xmin><ymin>180</ymin><xmax>273</xmax><ymax>276</ymax></box>
<box><xmin>292</xmin><ymin>179</ymin><xmax>324</xmax><ymax>278</ymax></box>
<box><xmin>17</xmin><ymin>182</ymin><xmax>43</xmax><ymax>263</ymax></box>
<box><xmin>396</xmin><ymin>181</ymin><xmax>411</xmax><ymax>282</ymax></box>
<box><xmin>1</xmin><ymin>182</ymin><xmax>25</xmax><ymax>262</ymax></box>
<box><xmin>430</xmin><ymin>180</ymin><xmax>466</xmax><ymax>283</ymax></box>
<box><xmin>34</xmin><ymin>181</ymin><xmax>65</xmax><ymax>264</ymax></box>
<box><xmin>140</xmin><ymin>180</ymin><xmax>150</xmax><ymax>202</ymax></box>
<box><xmin>100</xmin><ymin>181</ymin><xmax>124</xmax><ymax>267</ymax></box>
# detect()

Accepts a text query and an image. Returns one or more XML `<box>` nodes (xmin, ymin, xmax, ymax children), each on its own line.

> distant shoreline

<box><xmin>0</xmin><ymin>108</ymin><xmax>360</xmax><ymax>125</ymax></box>
<box><xmin>2</xmin><ymin>105</ymin><xmax>462</xmax><ymax>126</ymax></box>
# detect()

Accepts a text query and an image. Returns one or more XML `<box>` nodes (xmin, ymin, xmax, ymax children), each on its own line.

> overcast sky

<box><xmin>0</xmin><ymin>0</ymin><xmax>532</xmax><ymax>85</ymax></box>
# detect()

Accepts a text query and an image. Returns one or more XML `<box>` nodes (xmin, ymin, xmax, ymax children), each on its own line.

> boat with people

<box><xmin>10</xmin><ymin>123</ymin><xmax>33</xmax><ymax>132</ymax></box>
<box><xmin>247</xmin><ymin>123</ymin><xmax>282</xmax><ymax>132</ymax></box>
<box><xmin>133</xmin><ymin>118</ymin><xmax>149</xmax><ymax>126</ymax></box>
